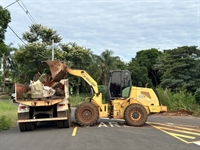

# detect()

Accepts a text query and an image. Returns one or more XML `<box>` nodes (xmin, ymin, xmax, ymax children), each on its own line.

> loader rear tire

<box><xmin>124</xmin><ymin>104</ymin><xmax>147</xmax><ymax>127</ymax></box>
<box><xmin>75</xmin><ymin>102</ymin><xmax>98</xmax><ymax>126</ymax></box>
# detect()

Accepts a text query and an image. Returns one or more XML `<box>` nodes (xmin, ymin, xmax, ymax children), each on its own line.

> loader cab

<box><xmin>105</xmin><ymin>70</ymin><xmax>132</xmax><ymax>102</ymax></box>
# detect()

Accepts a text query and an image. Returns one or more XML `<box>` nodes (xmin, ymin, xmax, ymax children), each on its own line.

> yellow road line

<box><xmin>165</xmin><ymin>130</ymin><xmax>195</xmax><ymax>144</ymax></box>
<box><xmin>72</xmin><ymin>126</ymin><xmax>77</xmax><ymax>136</ymax></box>
<box><xmin>148</xmin><ymin>122</ymin><xmax>200</xmax><ymax>145</ymax></box>
<box><xmin>150</xmin><ymin>124</ymin><xmax>193</xmax><ymax>144</ymax></box>
<box><xmin>155</xmin><ymin>126</ymin><xmax>200</xmax><ymax>136</ymax></box>
<box><xmin>147</xmin><ymin>122</ymin><xmax>200</xmax><ymax>132</ymax></box>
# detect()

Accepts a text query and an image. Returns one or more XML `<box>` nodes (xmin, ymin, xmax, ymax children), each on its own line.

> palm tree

<box><xmin>2</xmin><ymin>43</ymin><xmax>17</xmax><ymax>80</ymax></box>
<box><xmin>98</xmin><ymin>50</ymin><xmax>115</xmax><ymax>85</ymax></box>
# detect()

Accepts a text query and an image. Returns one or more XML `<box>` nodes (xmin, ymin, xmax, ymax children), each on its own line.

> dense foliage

<box><xmin>159</xmin><ymin>46</ymin><xmax>200</xmax><ymax>93</ymax></box>
<box><xmin>194</xmin><ymin>88</ymin><xmax>200</xmax><ymax>104</ymax></box>
<box><xmin>0</xmin><ymin>6</ymin><xmax>11</xmax><ymax>43</ymax></box>
<box><xmin>0</xmin><ymin>6</ymin><xmax>11</xmax><ymax>80</ymax></box>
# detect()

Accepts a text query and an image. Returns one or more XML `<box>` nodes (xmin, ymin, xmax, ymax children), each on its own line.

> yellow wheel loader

<box><xmin>46</xmin><ymin>61</ymin><xmax>167</xmax><ymax>127</ymax></box>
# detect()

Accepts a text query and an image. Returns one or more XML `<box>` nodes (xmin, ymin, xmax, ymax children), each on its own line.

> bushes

<box><xmin>156</xmin><ymin>87</ymin><xmax>200</xmax><ymax>114</ymax></box>
<box><xmin>0</xmin><ymin>116</ymin><xmax>12</xmax><ymax>131</ymax></box>
<box><xmin>194</xmin><ymin>88</ymin><xmax>200</xmax><ymax>104</ymax></box>
<box><xmin>98</xmin><ymin>85</ymin><xmax>107</xmax><ymax>95</ymax></box>
<box><xmin>69</xmin><ymin>85</ymin><xmax>107</xmax><ymax>107</ymax></box>
<box><xmin>68</xmin><ymin>94</ymin><xmax>89</xmax><ymax>107</ymax></box>
<box><xmin>0</xmin><ymin>100</ymin><xmax>17</xmax><ymax>131</ymax></box>
<box><xmin>98</xmin><ymin>85</ymin><xmax>107</xmax><ymax>100</ymax></box>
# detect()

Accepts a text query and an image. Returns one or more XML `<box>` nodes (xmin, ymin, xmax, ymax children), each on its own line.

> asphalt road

<box><xmin>0</xmin><ymin>108</ymin><xmax>200</xmax><ymax>150</ymax></box>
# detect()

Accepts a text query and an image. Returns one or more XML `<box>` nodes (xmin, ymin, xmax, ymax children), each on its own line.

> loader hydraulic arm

<box><xmin>45</xmin><ymin>60</ymin><xmax>99</xmax><ymax>95</ymax></box>
<box><xmin>66</xmin><ymin>67</ymin><xmax>99</xmax><ymax>94</ymax></box>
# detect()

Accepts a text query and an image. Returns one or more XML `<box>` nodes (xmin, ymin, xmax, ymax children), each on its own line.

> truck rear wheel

<box><xmin>124</xmin><ymin>104</ymin><xmax>147</xmax><ymax>127</ymax></box>
<box><xmin>26</xmin><ymin>123</ymin><xmax>34</xmax><ymax>131</ymax></box>
<box><xmin>57</xmin><ymin>110</ymin><xmax>71</xmax><ymax>128</ymax></box>
<box><xmin>63</xmin><ymin>110</ymin><xmax>71</xmax><ymax>128</ymax></box>
<box><xmin>57</xmin><ymin>121</ymin><xmax>63</xmax><ymax>128</ymax></box>
<box><xmin>19</xmin><ymin>123</ymin><xmax>26</xmax><ymax>132</ymax></box>
<box><xmin>75</xmin><ymin>102</ymin><xmax>98</xmax><ymax>126</ymax></box>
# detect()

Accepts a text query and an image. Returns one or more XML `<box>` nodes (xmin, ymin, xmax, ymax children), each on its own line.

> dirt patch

<box><xmin>162</xmin><ymin>109</ymin><xmax>196</xmax><ymax>116</ymax></box>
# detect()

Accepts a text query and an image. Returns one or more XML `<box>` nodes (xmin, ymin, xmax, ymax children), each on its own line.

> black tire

<box><xmin>57</xmin><ymin>121</ymin><xmax>63</xmax><ymax>128</ymax></box>
<box><xmin>63</xmin><ymin>110</ymin><xmax>71</xmax><ymax>128</ymax></box>
<box><xmin>19</xmin><ymin>123</ymin><xmax>26</xmax><ymax>132</ymax></box>
<box><xmin>124</xmin><ymin>104</ymin><xmax>147</xmax><ymax>127</ymax></box>
<box><xmin>75</xmin><ymin>102</ymin><xmax>98</xmax><ymax>126</ymax></box>
<box><xmin>26</xmin><ymin>123</ymin><xmax>34</xmax><ymax>131</ymax></box>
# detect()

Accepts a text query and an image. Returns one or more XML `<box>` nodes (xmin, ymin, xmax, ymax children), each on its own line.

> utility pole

<box><xmin>52</xmin><ymin>39</ymin><xmax>54</xmax><ymax>60</ymax></box>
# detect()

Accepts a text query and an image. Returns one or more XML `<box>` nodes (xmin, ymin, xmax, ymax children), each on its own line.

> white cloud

<box><xmin>1</xmin><ymin>0</ymin><xmax>199</xmax><ymax>62</ymax></box>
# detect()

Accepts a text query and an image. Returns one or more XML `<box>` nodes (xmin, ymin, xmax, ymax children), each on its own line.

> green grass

<box><xmin>68</xmin><ymin>94</ymin><xmax>89</xmax><ymax>107</ymax></box>
<box><xmin>0</xmin><ymin>100</ymin><xmax>17</xmax><ymax>131</ymax></box>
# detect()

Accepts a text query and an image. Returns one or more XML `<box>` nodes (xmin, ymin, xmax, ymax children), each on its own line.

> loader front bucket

<box><xmin>44</xmin><ymin>61</ymin><xmax>67</xmax><ymax>82</ymax></box>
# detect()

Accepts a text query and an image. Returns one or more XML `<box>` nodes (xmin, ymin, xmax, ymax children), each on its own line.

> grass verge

<box><xmin>68</xmin><ymin>94</ymin><xmax>89</xmax><ymax>107</ymax></box>
<box><xmin>0</xmin><ymin>100</ymin><xmax>17</xmax><ymax>131</ymax></box>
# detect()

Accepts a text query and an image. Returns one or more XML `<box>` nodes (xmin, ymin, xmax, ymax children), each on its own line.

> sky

<box><xmin>0</xmin><ymin>0</ymin><xmax>199</xmax><ymax>62</ymax></box>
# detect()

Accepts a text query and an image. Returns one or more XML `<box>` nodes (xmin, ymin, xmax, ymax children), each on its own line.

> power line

<box><xmin>4</xmin><ymin>0</ymin><xmax>19</xmax><ymax>9</ymax></box>
<box><xmin>20</xmin><ymin>0</ymin><xmax>36</xmax><ymax>23</ymax></box>
<box><xmin>0</xmin><ymin>13</ymin><xmax>26</xmax><ymax>45</ymax></box>
<box><xmin>4</xmin><ymin>0</ymin><xmax>36</xmax><ymax>24</ymax></box>
<box><xmin>17</xmin><ymin>0</ymin><xmax>36</xmax><ymax>24</ymax></box>
<box><xmin>2</xmin><ymin>0</ymin><xmax>36</xmax><ymax>45</ymax></box>
<box><xmin>7</xmin><ymin>25</ymin><xmax>26</xmax><ymax>45</ymax></box>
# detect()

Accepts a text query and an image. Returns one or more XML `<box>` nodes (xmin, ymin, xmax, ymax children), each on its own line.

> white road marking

<box><xmin>194</xmin><ymin>141</ymin><xmax>200</xmax><ymax>146</ymax></box>
<box><xmin>98</xmin><ymin>122</ymin><xmax>108</xmax><ymax>127</ymax></box>
<box><xmin>109</xmin><ymin>122</ymin><xmax>120</xmax><ymax>127</ymax></box>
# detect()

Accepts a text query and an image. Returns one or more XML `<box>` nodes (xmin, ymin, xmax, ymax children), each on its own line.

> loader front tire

<box><xmin>124</xmin><ymin>104</ymin><xmax>147</xmax><ymax>127</ymax></box>
<box><xmin>75</xmin><ymin>102</ymin><xmax>98</xmax><ymax>126</ymax></box>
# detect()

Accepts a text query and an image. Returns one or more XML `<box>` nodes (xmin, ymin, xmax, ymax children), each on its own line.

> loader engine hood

<box><xmin>44</xmin><ymin>61</ymin><xmax>67</xmax><ymax>82</ymax></box>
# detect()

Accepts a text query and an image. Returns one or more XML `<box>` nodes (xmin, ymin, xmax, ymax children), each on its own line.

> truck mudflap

<box><xmin>18</xmin><ymin>117</ymin><xmax>68</xmax><ymax>123</ymax></box>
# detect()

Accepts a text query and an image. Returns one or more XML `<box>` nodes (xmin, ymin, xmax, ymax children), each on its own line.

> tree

<box><xmin>112</xmin><ymin>56</ymin><xmax>127</xmax><ymax>70</ymax></box>
<box><xmin>135</xmin><ymin>48</ymin><xmax>163</xmax><ymax>87</ymax></box>
<box><xmin>61</xmin><ymin>42</ymin><xmax>93</xmax><ymax>94</ymax></box>
<box><xmin>0</xmin><ymin>5</ymin><xmax>11</xmax><ymax>57</ymax></box>
<box><xmin>22</xmin><ymin>24</ymin><xmax>62</xmax><ymax>44</ymax></box>
<box><xmin>13</xmin><ymin>24</ymin><xmax>64</xmax><ymax>83</ymax></box>
<box><xmin>96</xmin><ymin>50</ymin><xmax>115</xmax><ymax>85</ymax></box>
<box><xmin>127</xmin><ymin>58</ymin><xmax>153</xmax><ymax>87</ymax></box>
<box><xmin>2</xmin><ymin>43</ymin><xmax>17</xmax><ymax>80</ymax></box>
<box><xmin>0</xmin><ymin>5</ymin><xmax>11</xmax><ymax>42</ymax></box>
<box><xmin>14</xmin><ymin>43</ymin><xmax>49</xmax><ymax>83</ymax></box>
<box><xmin>159</xmin><ymin>46</ymin><xmax>200</xmax><ymax>92</ymax></box>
